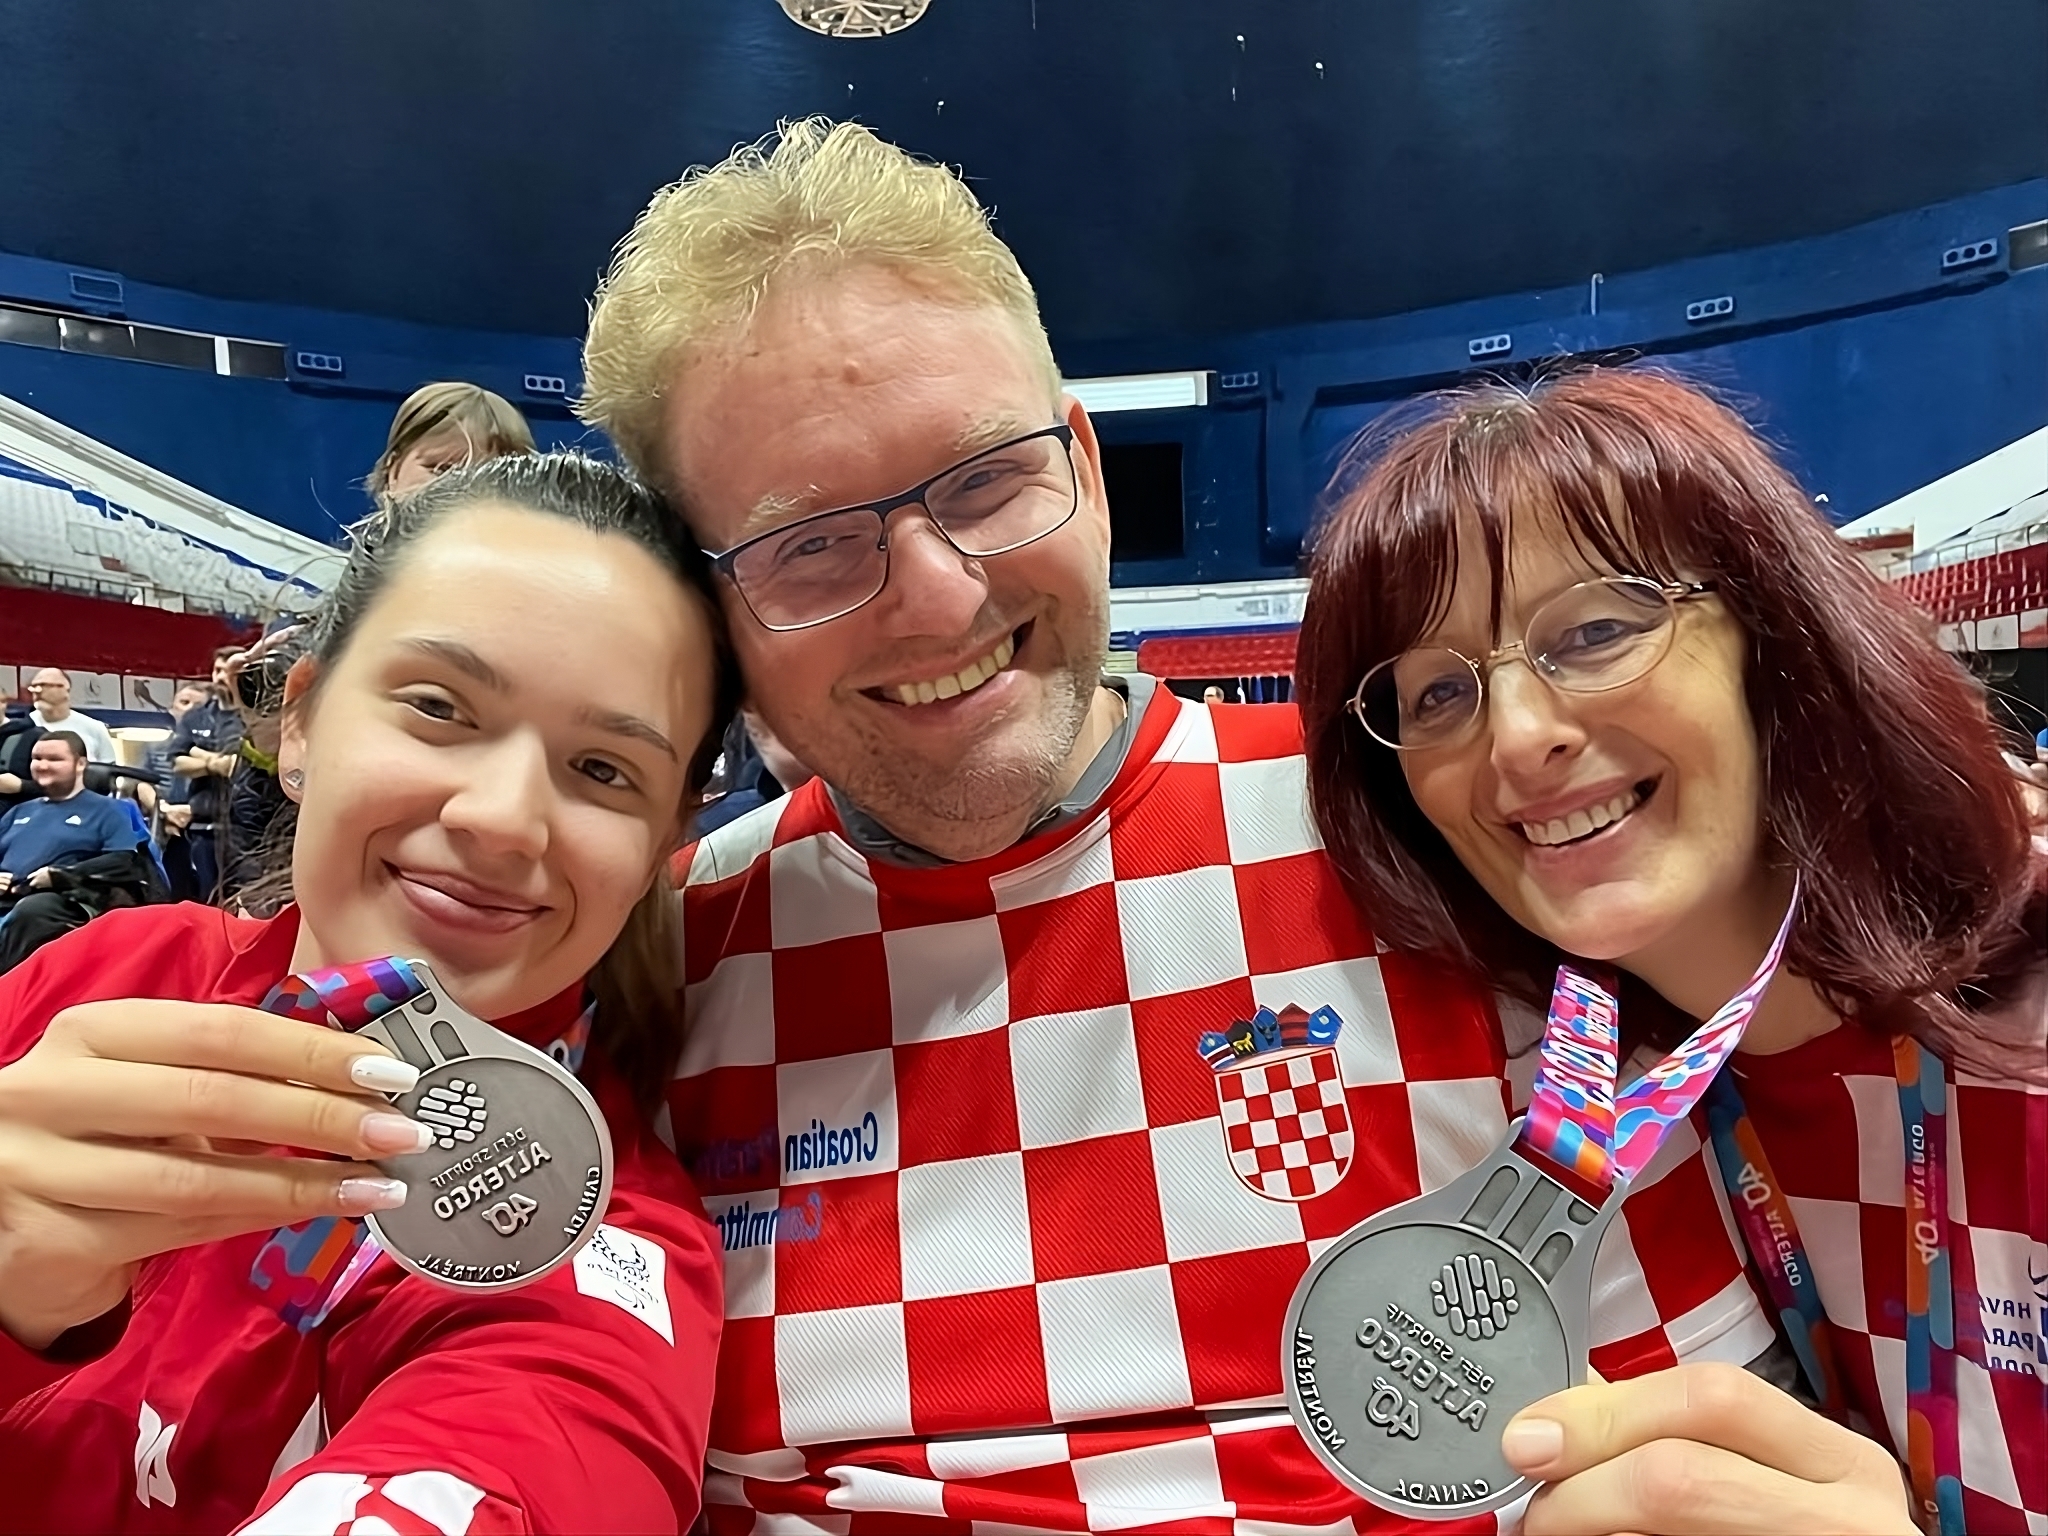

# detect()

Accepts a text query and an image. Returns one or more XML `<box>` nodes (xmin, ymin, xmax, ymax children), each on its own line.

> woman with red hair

<box><xmin>1297</xmin><ymin>367</ymin><xmax>2044</xmax><ymax>1536</ymax></box>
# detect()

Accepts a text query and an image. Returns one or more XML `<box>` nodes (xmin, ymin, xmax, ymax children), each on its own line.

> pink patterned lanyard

<box><xmin>1706</xmin><ymin>1042</ymin><xmax>1961</xmax><ymax>1536</ymax></box>
<box><xmin>246</xmin><ymin>957</ymin><xmax>592</xmax><ymax>1331</ymax></box>
<box><xmin>1517</xmin><ymin>885</ymin><xmax>1798</xmax><ymax>1193</ymax></box>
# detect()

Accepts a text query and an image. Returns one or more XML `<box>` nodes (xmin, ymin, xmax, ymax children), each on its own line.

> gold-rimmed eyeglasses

<box><xmin>1348</xmin><ymin>575</ymin><xmax>1717</xmax><ymax>750</ymax></box>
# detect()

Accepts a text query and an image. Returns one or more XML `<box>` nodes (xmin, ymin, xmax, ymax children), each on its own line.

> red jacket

<box><xmin>0</xmin><ymin>904</ymin><xmax>721</xmax><ymax>1534</ymax></box>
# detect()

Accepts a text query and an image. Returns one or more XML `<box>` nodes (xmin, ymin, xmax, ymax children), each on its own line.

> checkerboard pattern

<box><xmin>1216</xmin><ymin>1048</ymin><xmax>1352</xmax><ymax>1201</ymax></box>
<box><xmin>1725</xmin><ymin>1038</ymin><xmax>2047</xmax><ymax>1533</ymax></box>
<box><xmin>669</xmin><ymin>690</ymin><xmax>1772</xmax><ymax>1534</ymax></box>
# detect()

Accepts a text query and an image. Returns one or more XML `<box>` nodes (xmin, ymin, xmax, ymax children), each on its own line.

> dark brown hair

<box><xmin>1296</xmin><ymin>365</ymin><xmax>2044</xmax><ymax>1075</ymax></box>
<box><xmin>269</xmin><ymin>451</ymin><xmax>742</xmax><ymax>1110</ymax></box>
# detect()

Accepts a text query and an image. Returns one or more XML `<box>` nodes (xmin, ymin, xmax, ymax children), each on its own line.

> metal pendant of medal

<box><xmin>1285</xmin><ymin>1128</ymin><xmax>1623</xmax><ymax>1517</ymax></box>
<box><xmin>353</xmin><ymin>961</ymin><xmax>613</xmax><ymax>1292</ymax></box>
<box><xmin>1284</xmin><ymin>887</ymin><xmax>1799</xmax><ymax>1520</ymax></box>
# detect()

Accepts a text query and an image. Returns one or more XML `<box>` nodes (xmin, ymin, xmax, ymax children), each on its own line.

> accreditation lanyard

<box><xmin>245</xmin><ymin>956</ymin><xmax>592</xmax><ymax>1332</ymax></box>
<box><xmin>1703</xmin><ymin>1038</ymin><xmax>1960</xmax><ymax>1536</ymax></box>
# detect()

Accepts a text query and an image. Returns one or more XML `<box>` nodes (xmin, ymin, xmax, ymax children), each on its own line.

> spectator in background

<box><xmin>24</xmin><ymin>669</ymin><xmax>116</xmax><ymax>763</ymax></box>
<box><xmin>366</xmin><ymin>381</ymin><xmax>536</xmax><ymax>504</ymax></box>
<box><xmin>0</xmin><ymin>733</ymin><xmax>151</xmax><ymax>972</ymax></box>
<box><xmin>215</xmin><ymin>628</ymin><xmax>294</xmax><ymax>910</ymax></box>
<box><xmin>696</xmin><ymin>707</ymin><xmax>814</xmax><ymax>833</ymax></box>
<box><xmin>0</xmin><ymin>734</ymin><xmax>135</xmax><ymax>885</ymax></box>
<box><xmin>0</xmin><ymin>705</ymin><xmax>42</xmax><ymax>812</ymax></box>
<box><xmin>148</xmin><ymin>682</ymin><xmax>210</xmax><ymax>901</ymax></box>
<box><xmin>143</xmin><ymin>683</ymin><xmax>208</xmax><ymax>786</ymax></box>
<box><xmin>166</xmin><ymin>647</ymin><xmax>246</xmax><ymax>903</ymax></box>
<box><xmin>135</xmin><ymin>683</ymin><xmax>204</xmax><ymax>805</ymax></box>
<box><xmin>2014</xmin><ymin>725</ymin><xmax>2048</xmax><ymax>829</ymax></box>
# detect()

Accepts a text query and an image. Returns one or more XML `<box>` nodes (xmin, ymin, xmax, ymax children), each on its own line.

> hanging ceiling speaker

<box><xmin>776</xmin><ymin>0</ymin><xmax>931</xmax><ymax>37</ymax></box>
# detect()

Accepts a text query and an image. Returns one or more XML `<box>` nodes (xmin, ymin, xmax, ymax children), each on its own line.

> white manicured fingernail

<box><xmin>337</xmin><ymin>1176</ymin><xmax>408</xmax><ymax>1212</ymax></box>
<box><xmin>362</xmin><ymin>1113</ymin><xmax>435</xmax><ymax>1155</ymax></box>
<box><xmin>349</xmin><ymin>1055</ymin><xmax>419</xmax><ymax>1095</ymax></box>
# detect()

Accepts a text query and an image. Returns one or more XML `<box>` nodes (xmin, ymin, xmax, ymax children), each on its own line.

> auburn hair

<box><xmin>1295</xmin><ymin>365</ymin><xmax>2044</xmax><ymax>1075</ymax></box>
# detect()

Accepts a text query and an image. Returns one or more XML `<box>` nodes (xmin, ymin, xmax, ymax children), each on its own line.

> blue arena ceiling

<box><xmin>1</xmin><ymin>0</ymin><xmax>2043</xmax><ymax>350</ymax></box>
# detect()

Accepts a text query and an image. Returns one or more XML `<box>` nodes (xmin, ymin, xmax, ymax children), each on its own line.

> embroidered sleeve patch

<box><xmin>572</xmin><ymin>1223</ymin><xmax>674</xmax><ymax>1344</ymax></box>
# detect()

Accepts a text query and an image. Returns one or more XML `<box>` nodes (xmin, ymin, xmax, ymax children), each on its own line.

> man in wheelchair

<box><xmin>0</xmin><ymin>731</ymin><xmax>165</xmax><ymax>975</ymax></box>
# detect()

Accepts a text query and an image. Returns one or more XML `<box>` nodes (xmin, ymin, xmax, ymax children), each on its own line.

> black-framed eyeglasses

<box><xmin>1348</xmin><ymin>576</ymin><xmax>1718</xmax><ymax>751</ymax></box>
<box><xmin>705</xmin><ymin>424</ymin><xmax>1079</xmax><ymax>631</ymax></box>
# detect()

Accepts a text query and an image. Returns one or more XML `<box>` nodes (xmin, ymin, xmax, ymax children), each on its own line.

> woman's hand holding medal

<box><xmin>1505</xmin><ymin>1362</ymin><xmax>1916</xmax><ymax>1535</ymax></box>
<box><xmin>0</xmin><ymin>998</ymin><xmax>423</xmax><ymax>1350</ymax></box>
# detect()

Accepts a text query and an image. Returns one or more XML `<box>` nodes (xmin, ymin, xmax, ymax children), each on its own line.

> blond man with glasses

<box><xmin>578</xmin><ymin>119</ymin><xmax>1777</xmax><ymax>1535</ymax></box>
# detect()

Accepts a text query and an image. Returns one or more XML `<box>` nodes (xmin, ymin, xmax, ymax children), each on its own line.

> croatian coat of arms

<box><xmin>1198</xmin><ymin>1004</ymin><xmax>1352</xmax><ymax>1202</ymax></box>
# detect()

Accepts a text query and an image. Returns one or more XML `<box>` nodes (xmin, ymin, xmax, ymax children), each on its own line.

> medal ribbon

<box><xmin>245</xmin><ymin>955</ymin><xmax>594</xmax><ymax>1331</ymax></box>
<box><xmin>1703</xmin><ymin>1041</ymin><xmax>1961</xmax><ymax>1536</ymax></box>
<box><xmin>1517</xmin><ymin>883</ymin><xmax>1798</xmax><ymax>1191</ymax></box>
<box><xmin>247</xmin><ymin>957</ymin><xmax>430</xmax><ymax>1332</ymax></box>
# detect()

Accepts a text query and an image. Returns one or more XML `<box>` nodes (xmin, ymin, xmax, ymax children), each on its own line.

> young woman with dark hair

<box><xmin>0</xmin><ymin>453</ymin><xmax>742</xmax><ymax>1533</ymax></box>
<box><xmin>1296</xmin><ymin>367</ymin><xmax>2044</xmax><ymax>1536</ymax></box>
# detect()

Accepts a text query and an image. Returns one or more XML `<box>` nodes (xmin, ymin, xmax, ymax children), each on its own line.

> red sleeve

<box><xmin>235</xmin><ymin>1070</ymin><xmax>723</xmax><ymax>1535</ymax></box>
<box><xmin>0</xmin><ymin>905</ymin><xmax>112</xmax><ymax>1065</ymax></box>
<box><xmin>0</xmin><ymin>908</ymin><xmax>211</xmax><ymax>1410</ymax></box>
<box><xmin>0</xmin><ymin>904</ymin><xmax>236</xmax><ymax>1065</ymax></box>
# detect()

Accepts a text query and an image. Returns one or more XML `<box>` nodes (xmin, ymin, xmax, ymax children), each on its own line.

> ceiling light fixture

<box><xmin>1062</xmin><ymin>371</ymin><xmax>1213</xmax><ymax>414</ymax></box>
<box><xmin>776</xmin><ymin>0</ymin><xmax>932</xmax><ymax>37</ymax></box>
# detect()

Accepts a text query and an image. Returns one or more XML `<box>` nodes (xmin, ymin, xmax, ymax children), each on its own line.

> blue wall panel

<box><xmin>1273</xmin><ymin>274</ymin><xmax>2047</xmax><ymax>564</ymax></box>
<box><xmin>1676</xmin><ymin>282</ymin><xmax>2048</xmax><ymax>523</ymax></box>
<box><xmin>1082</xmin><ymin>178</ymin><xmax>2048</xmax><ymax>581</ymax></box>
<box><xmin>0</xmin><ymin>253</ymin><xmax>592</xmax><ymax>541</ymax></box>
<box><xmin>3</xmin><ymin>180</ymin><xmax>2044</xmax><ymax>580</ymax></box>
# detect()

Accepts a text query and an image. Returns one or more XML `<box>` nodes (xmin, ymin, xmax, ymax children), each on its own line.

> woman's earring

<box><xmin>284</xmin><ymin>769</ymin><xmax>305</xmax><ymax>793</ymax></box>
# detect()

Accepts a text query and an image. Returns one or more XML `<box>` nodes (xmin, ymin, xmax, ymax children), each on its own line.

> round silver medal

<box><xmin>1288</xmin><ymin>1221</ymin><xmax>1566</xmax><ymax>1516</ymax></box>
<box><xmin>356</xmin><ymin>968</ymin><xmax>614</xmax><ymax>1292</ymax></box>
<box><xmin>1283</xmin><ymin>1131</ymin><xmax>1622</xmax><ymax>1520</ymax></box>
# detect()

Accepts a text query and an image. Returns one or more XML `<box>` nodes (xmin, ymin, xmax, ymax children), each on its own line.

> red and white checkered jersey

<box><xmin>0</xmin><ymin>903</ymin><xmax>722</xmax><ymax>1535</ymax></box>
<box><xmin>669</xmin><ymin>687</ymin><xmax>1771</xmax><ymax>1534</ymax></box>
<box><xmin>1725</xmin><ymin>1023</ymin><xmax>2048</xmax><ymax>1533</ymax></box>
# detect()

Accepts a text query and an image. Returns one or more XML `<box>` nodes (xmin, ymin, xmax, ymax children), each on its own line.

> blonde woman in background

<box><xmin>366</xmin><ymin>381</ymin><xmax>536</xmax><ymax>504</ymax></box>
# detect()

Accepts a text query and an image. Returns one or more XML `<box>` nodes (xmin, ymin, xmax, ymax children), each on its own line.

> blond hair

<box><xmin>367</xmin><ymin>382</ymin><xmax>536</xmax><ymax>500</ymax></box>
<box><xmin>580</xmin><ymin>117</ymin><xmax>1060</xmax><ymax>491</ymax></box>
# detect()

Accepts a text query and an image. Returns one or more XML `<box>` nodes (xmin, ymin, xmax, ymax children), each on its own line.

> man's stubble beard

<box><xmin>829</xmin><ymin>610</ymin><xmax>1109</xmax><ymax>847</ymax></box>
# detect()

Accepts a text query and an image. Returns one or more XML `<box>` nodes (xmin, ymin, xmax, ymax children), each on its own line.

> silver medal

<box><xmin>355</xmin><ymin>963</ymin><xmax>613</xmax><ymax>1292</ymax></box>
<box><xmin>1284</xmin><ymin>1126</ymin><xmax>1624</xmax><ymax>1519</ymax></box>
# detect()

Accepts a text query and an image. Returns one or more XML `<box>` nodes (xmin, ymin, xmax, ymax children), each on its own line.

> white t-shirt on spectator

<box><xmin>30</xmin><ymin>707</ymin><xmax>117</xmax><ymax>763</ymax></box>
